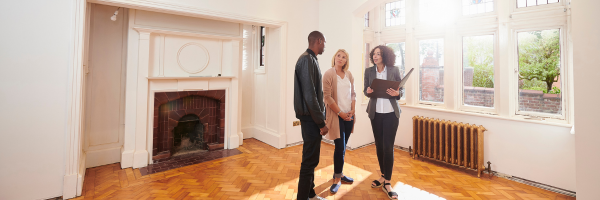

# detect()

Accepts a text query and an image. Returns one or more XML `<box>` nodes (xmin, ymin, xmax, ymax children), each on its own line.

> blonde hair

<box><xmin>331</xmin><ymin>49</ymin><xmax>350</xmax><ymax>72</ymax></box>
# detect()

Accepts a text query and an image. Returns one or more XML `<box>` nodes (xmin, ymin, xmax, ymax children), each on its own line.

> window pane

<box><xmin>517</xmin><ymin>29</ymin><xmax>561</xmax><ymax>115</ymax></box>
<box><xmin>386</xmin><ymin>0</ymin><xmax>405</xmax><ymax>26</ymax></box>
<box><xmin>519</xmin><ymin>0</ymin><xmax>559</xmax><ymax>7</ymax></box>
<box><xmin>463</xmin><ymin>35</ymin><xmax>494</xmax><ymax>108</ymax></box>
<box><xmin>260</xmin><ymin>26</ymin><xmax>266</xmax><ymax>66</ymax></box>
<box><xmin>419</xmin><ymin>39</ymin><xmax>444</xmax><ymax>103</ymax></box>
<box><xmin>463</xmin><ymin>0</ymin><xmax>494</xmax><ymax>15</ymax></box>
<box><xmin>386</xmin><ymin>42</ymin><xmax>406</xmax><ymax>99</ymax></box>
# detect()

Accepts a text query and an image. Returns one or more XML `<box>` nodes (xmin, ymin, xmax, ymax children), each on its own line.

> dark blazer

<box><xmin>363</xmin><ymin>66</ymin><xmax>402</xmax><ymax>119</ymax></box>
<box><xmin>294</xmin><ymin>50</ymin><xmax>326</xmax><ymax>128</ymax></box>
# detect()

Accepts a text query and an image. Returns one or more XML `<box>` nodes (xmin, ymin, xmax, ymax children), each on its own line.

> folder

<box><xmin>369</xmin><ymin>68</ymin><xmax>414</xmax><ymax>98</ymax></box>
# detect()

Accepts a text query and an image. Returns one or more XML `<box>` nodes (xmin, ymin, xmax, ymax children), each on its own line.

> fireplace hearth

<box><xmin>152</xmin><ymin>90</ymin><xmax>226</xmax><ymax>161</ymax></box>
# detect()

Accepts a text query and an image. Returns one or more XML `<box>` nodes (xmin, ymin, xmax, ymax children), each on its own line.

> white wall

<box><xmin>241</xmin><ymin>25</ymin><xmax>254</xmax><ymax>131</ymax></box>
<box><xmin>0</xmin><ymin>0</ymin><xmax>73</xmax><ymax>199</ymax></box>
<box><xmin>572</xmin><ymin>0</ymin><xmax>600</xmax><ymax>199</ymax></box>
<box><xmin>84</xmin><ymin>4</ymin><xmax>128</xmax><ymax>168</ymax></box>
<box><xmin>318</xmin><ymin>0</ymin><xmax>576</xmax><ymax>191</ymax></box>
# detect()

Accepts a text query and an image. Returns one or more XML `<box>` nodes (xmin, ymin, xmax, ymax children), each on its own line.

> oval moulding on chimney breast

<box><xmin>177</xmin><ymin>43</ymin><xmax>210</xmax><ymax>74</ymax></box>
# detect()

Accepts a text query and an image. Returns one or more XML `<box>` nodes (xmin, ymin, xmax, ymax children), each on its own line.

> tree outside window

<box><xmin>517</xmin><ymin>29</ymin><xmax>562</xmax><ymax>115</ymax></box>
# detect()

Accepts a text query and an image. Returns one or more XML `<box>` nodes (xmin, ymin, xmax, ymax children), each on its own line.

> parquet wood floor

<box><xmin>73</xmin><ymin>139</ymin><xmax>575</xmax><ymax>200</ymax></box>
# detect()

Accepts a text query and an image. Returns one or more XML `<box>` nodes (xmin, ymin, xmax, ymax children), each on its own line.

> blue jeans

<box><xmin>297</xmin><ymin>119</ymin><xmax>322</xmax><ymax>200</ymax></box>
<box><xmin>333</xmin><ymin>116</ymin><xmax>353</xmax><ymax>178</ymax></box>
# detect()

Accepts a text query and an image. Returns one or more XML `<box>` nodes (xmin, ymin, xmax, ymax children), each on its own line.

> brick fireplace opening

<box><xmin>152</xmin><ymin>90</ymin><xmax>226</xmax><ymax>161</ymax></box>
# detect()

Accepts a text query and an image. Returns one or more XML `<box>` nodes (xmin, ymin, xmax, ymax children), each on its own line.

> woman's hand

<box><xmin>344</xmin><ymin>110</ymin><xmax>354</xmax><ymax>121</ymax></box>
<box><xmin>348</xmin><ymin>110</ymin><xmax>355</xmax><ymax>117</ymax></box>
<box><xmin>386</xmin><ymin>88</ymin><xmax>400</xmax><ymax>97</ymax></box>
<box><xmin>367</xmin><ymin>87</ymin><xmax>373</xmax><ymax>94</ymax></box>
<box><xmin>339</xmin><ymin>112</ymin><xmax>352</xmax><ymax>121</ymax></box>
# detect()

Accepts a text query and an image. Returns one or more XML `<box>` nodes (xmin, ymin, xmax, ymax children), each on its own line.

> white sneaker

<box><xmin>308</xmin><ymin>195</ymin><xmax>327</xmax><ymax>200</ymax></box>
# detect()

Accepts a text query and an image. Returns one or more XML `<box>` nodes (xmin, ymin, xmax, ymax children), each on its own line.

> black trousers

<box><xmin>370</xmin><ymin>112</ymin><xmax>399</xmax><ymax>180</ymax></box>
<box><xmin>333</xmin><ymin>116</ymin><xmax>353</xmax><ymax>176</ymax></box>
<box><xmin>297</xmin><ymin>119</ymin><xmax>322</xmax><ymax>200</ymax></box>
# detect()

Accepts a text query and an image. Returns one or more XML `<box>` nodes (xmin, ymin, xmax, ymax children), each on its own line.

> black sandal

<box><xmin>371</xmin><ymin>175</ymin><xmax>384</xmax><ymax>188</ymax></box>
<box><xmin>382</xmin><ymin>182</ymin><xmax>398</xmax><ymax>199</ymax></box>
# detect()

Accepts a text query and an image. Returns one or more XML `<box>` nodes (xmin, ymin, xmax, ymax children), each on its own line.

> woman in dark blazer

<box><xmin>364</xmin><ymin>45</ymin><xmax>402</xmax><ymax>199</ymax></box>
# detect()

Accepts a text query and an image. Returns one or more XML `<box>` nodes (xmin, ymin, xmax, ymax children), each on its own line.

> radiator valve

<box><xmin>487</xmin><ymin>161</ymin><xmax>492</xmax><ymax>177</ymax></box>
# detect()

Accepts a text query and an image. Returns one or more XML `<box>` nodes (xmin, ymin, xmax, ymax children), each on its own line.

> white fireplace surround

<box><xmin>121</xmin><ymin>25</ymin><xmax>243</xmax><ymax>169</ymax></box>
<box><xmin>63</xmin><ymin>2</ymin><xmax>289</xmax><ymax>198</ymax></box>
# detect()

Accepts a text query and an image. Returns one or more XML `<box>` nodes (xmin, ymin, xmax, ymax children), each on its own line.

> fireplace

<box><xmin>152</xmin><ymin>90</ymin><xmax>226</xmax><ymax>160</ymax></box>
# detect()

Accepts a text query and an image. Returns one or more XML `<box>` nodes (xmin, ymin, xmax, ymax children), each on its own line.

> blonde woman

<box><xmin>322</xmin><ymin>49</ymin><xmax>356</xmax><ymax>194</ymax></box>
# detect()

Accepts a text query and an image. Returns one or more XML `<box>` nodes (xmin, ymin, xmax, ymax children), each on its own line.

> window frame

<box><xmin>511</xmin><ymin>0</ymin><xmax>566</xmax><ymax>13</ymax></box>
<box><xmin>511</xmin><ymin>24</ymin><xmax>568</xmax><ymax>120</ymax></box>
<box><xmin>456</xmin><ymin>30</ymin><xmax>500</xmax><ymax>114</ymax></box>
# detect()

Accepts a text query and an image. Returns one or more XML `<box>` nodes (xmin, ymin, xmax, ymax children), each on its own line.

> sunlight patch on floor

<box><xmin>391</xmin><ymin>181</ymin><xmax>446</xmax><ymax>200</ymax></box>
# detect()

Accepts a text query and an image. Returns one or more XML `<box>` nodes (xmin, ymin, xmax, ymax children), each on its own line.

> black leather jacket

<box><xmin>294</xmin><ymin>49</ymin><xmax>326</xmax><ymax>128</ymax></box>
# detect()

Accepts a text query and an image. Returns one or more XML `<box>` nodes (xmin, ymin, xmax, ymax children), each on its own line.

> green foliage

<box><xmin>518</xmin><ymin>29</ymin><xmax>561</xmax><ymax>93</ymax></box>
<box><xmin>521</xmin><ymin>79</ymin><xmax>547</xmax><ymax>92</ymax></box>
<box><xmin>549</xmin><ymin>86</ymin><xmax>561</xmax><ymax>94</ymax></box>
<box><xmin>463</xmin><ymin>35</ymin><xmax>494</xmax><ymax>88</ymax></box>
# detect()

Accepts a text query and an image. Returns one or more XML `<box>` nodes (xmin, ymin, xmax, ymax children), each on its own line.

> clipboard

<box><xmin>369</xmin><ymin>68</ymin><xmax>414</xmax><ymax>98</ymax></box>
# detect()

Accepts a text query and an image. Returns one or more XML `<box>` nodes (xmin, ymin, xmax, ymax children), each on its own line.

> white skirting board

<box><xmin>242</xmin><ymin>127</ymin><xmax>285</xmax><ymax>149</ymax></box>
<box><xmin>85</xmin><ymin>147</ymin><xmax>122</xmax><ymax>168</ymax></box>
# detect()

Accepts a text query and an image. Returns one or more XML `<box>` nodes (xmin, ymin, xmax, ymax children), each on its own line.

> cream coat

<box><xmin>322</xmin><ymin>68</ymin><xmax>356</xmax><ymax>140</ymax></box>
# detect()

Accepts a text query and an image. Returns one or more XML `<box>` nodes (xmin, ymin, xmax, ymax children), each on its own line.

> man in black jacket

<box><xmin>294</xmin><ymin>31</ymin><xmax>329</xmax><ymax>200</ymax></box>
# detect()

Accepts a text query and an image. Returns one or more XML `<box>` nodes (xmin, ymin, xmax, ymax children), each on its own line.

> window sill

<box><xmin>401</xmin><ymin>104</ymin><xmax>572</xmax><ymax>128</ymax></box>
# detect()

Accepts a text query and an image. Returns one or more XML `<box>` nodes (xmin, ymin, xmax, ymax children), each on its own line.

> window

<box><xmin>362</xmin><ymin>0</ymin><xmax>571</xmax><ymax>123</ymax></box>
<box><xmin>259</xmin><ymin>26</ymin><xmax>266</xmax><ymax>67</ymax></box>
<box><xmin>419</xmin><ymin>0</ymin><xmax>450</xmax><ymax>23</ymax></box>
<box><xmin>418</xmin><ymin>39</ymin><xmax>444</xmax><ymax>103</ymax></box>
<box><xmin>462</xmin><ymin>35</ymin><xmax>495</xmax><ymax>108</ymax></box>
<box><xmin>463</xmin><ymin>0</ymin><xmax>494</xmax><ymax>15</ymax></box>
<box><xmin>386</xmin><ymin>42</ymin><xmax>406</xmax><ymax>99</ymax></box>
<box><xmin>517</xmin><ymin>29</ymin><xmax>561</xmax><ymax>115</ymax></box>
<box><xmin>385</xmin><ymin>1</ymin><xmax>405</xmax><ymax>26</ymax></box>
<box><xmin>517</xmin><ymin>0</ymin><xmax>559</xmax><ymax>8</ymax></box>
<box><xmin>365</xmin><ymin>12</ymin><xmax>370</xmax><ymax>27</ymax></box>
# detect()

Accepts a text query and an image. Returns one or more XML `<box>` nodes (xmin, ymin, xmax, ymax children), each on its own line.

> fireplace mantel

<box><xmin>121</xmin><ymin>20</ymin><xmax>242</xmax><ymax>169</ymax></box>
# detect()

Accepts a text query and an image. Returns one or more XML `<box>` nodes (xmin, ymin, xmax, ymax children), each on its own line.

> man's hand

<box><xmin>367</xmin><ymin>87</ymin><xmax>373</xmax><ymax>94</ymax></box>
<box><xmin>320</xmin><ymin>126</ymin><xmax>329</xmax><ymax>136</ymax></box>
